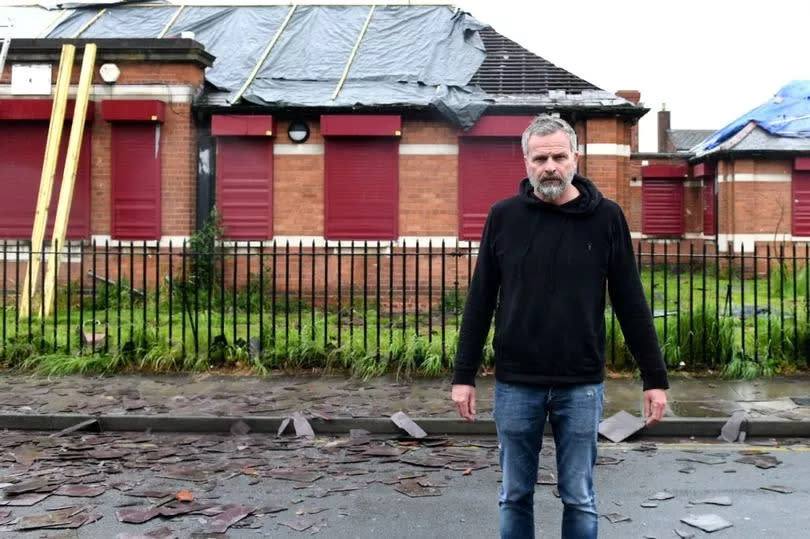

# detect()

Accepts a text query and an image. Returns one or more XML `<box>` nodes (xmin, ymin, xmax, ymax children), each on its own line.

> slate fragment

<box><xmin>648</xmin><ymin>491</ymin><xmax>675</xmax><ymax>500</ymax></box>
<box><xmin>718</xmin><ymin>409</ymin><xmax>747</xmax><ymax>442</ymax></box>
<box><xmin>676</xmin><ymin>455</ymin><xmax>726</xmax><ymax>465</ymax></box>
<box><xmin>115</xmin><ymin>506</ymin><xmax>160</xmax><ymax>524</ymax></box>
<box><xmin>690</xmin><ymin>496</ymin><xmax>732</xmax><ymax>506</ymax></box>
<box><xmin>735</xmin><ymin>454</ymin><xmax>781</xmax><ymax>469</ymax></box>
<box><xmin>48</xmin><ymin>419</ymin><xmax>101</xmax><ymax>438</ymax></box>
<box><xmin>1</xmin><ymin>492</ymin><xmax>50</xmax><ymax>506</ymax></box>
<box><xmin>680</xmin><ymin>513</ymin><xmax>733</xmax><ymax>533</ymax></box>
<box><xmin>278</xmin><ymin>517</ymin><xmax>315</xmax><ymax>532</ymax></box>
<box><xmin>760</xmin><ymin>485</ymin><xmax>794</xmax><ymax>494</ymax></box>
<box><xmin>598</xmin><ymin>411</ymin><xmax>644</xmax><ymax>443</ymax></box>
<box><xmin>117</xmin><ymin>526</ymin><xmax>178</xmax><ymax>539</ymax></box>
<box><xmin>595</xmin><ymin>455</ymin><xmax>624</xmax><ymax>465</ymax></box>
<box><xmin>674</xmin><ymin>529</ymin><xmax>695</xmax><ymax>538</ymax></box>
<box><xmin>200</xmin><ymin>504</ymin><xmax>254</xmax><ymax>534</ymax></box>
<box><xmin>601</xmin><ymin>512</ymin><xmax>631</xmax><ymax>523</ymax></box>
<box><xmin>268</xmin><ymin>470</ymin><xmax>323</xmax><ymax>483</ymax></box>
<box><xmin>394</xmin><ymin>479</ymin><xmax>441</xmax><ymax>497</ymax></box>
<box><xmin>390</xmin><ymin>411</ymin><xmax>427</xmax><ymax>439</ymax></box>
<box><xmin>54</xmin><ymin>485</ymin><xmax>106</xmax><ymax>498</ymax></box>
<box><xmin>292</xmin><ymin>412</ymin><xmax>315</xmax><ymax>439</ymax></box>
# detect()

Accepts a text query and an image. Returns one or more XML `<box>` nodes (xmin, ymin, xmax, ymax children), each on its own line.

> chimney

<box><xmin>658</xmin><ymin>104</ymin><xmax>671</xmax><ymax>153</ymax></box>
<box><xmin>615</xmin><ymin>90</ymin><xmax>641</xmax><ymax>152</ymax></box>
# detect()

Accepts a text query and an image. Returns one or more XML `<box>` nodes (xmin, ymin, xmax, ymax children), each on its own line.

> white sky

<box><xmin>4</xmin><ymin>0</ymin><xmax>810</xmax><ymax>152</ymax></box>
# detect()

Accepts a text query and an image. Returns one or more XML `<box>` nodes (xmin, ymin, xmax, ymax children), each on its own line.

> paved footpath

<box><xmin>2</xmin><ymin>372</ymin><xmax>810</xmax><ymax>421</ymax></box>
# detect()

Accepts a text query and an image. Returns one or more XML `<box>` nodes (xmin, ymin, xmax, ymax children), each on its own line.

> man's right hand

<box><xmin>451</xmin><ymin>384</ymin><xmax>476</xmax><ymax>422</ymax></box>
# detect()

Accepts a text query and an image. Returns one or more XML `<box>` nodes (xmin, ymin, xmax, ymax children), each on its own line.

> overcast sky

<box><xmin>4</xmin><ymin>0</ymin><xmax>810</xmax><ymax>152</ymax></box>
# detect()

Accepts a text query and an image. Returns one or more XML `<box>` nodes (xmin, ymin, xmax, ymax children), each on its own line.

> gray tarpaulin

<box><xmin>48</xmin><ymin>4</ymin><xmax>492</xmax><ymax>127</ymax></box>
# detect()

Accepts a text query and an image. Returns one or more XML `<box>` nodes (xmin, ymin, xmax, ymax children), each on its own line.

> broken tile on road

<box><xmin>117</xmin><ymin>526</ymin><xmax>178</xmax><ymax>539</ymax></box>
<box><xmin>268</xmin><ymin>470</ymin><xmax>324</xmax><ymax>483</ymax></box>
<box><xmin>640</xmin><ymin>502</ymin><xmax>658</xmax><ymax>508</ymax></box>
<box><xmin>735</xmin><ymin>454</ymin><xmax>781</xmax><ymax>469</ymax></box>
<box><xmin>390</xmin><ymin>411</ymin><xmax>427</xmax><ymax>439</ymax></box>
<box><xmin>648</xmin><ymin>491</ymin><xmax>675</xmax><ymax>501</ymax></box>
<box><xmin>0</xmin><ymin>492</ymin><xmax>51</xmax><ymax>506</ymax></box>
<box><xmin>690</xmin><ymin>496</ymin><xmax>732</xmax><ymax>506</ymax></box>
<box><xmin>394</xmin><ymin>479</ymin><xmax>441</xmax><ymax>497</ymax></box>
<box><xmin>199</xmin><ymin>504</ymin><xmax>254</xmax><ymax>534</ymax></box>
<box><xmin>601</xmin><ymin>512</ymin><xmax>631</xmax><ymax>524</ymax></box>
<box><xmin>278</xmin><ymin>517</ymin><xmax>316</xmax><ymax>532</ymax></box>
<box><xmin>760</xmin><ymin>485</ymin><xmax>794</xmax><ymax>494</ymax></box>
<box><xmin>598</xmin><ymin>410</ymin><xmax>644</xmax><ymax>443</ymax></box>
<box><xmin>116</xmin><ymin>506</ymin><xmax>161</xmax><ymax>524</ymax></box>
<box><xmin>54</xmin><ymin>485</ymin><xmax>106</xmax><ymax>498</ymax></box>
<box><xmin>673</xmin><ymin>529</ymin><xmax>695</xmax><ymax>539</ymax></box>
<box><xmin>680</xmin><ymin>513</ymin><xmax>733</xmax><ymax>533</ymax></box>
<box><xmin>595</xmin><ymin>455</ymin><xmax>624</xmax><ymax>466</ymax></box>
<box><xmin>676</xmin><ymin>455</ymin><xmax>726</xmax><ymax>465</ymax></box>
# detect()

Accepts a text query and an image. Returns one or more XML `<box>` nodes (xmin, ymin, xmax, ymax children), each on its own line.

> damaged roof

<box><xmin>42</xmin><ymin>2</ymin><xmax>643</xmax><ymax>126</ymax></box>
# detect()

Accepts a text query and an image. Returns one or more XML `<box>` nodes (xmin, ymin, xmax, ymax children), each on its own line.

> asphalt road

<box><xmin>2</xmin><ymin>432</ymin><xmax>809</xmax><ymax>538</ymax></box>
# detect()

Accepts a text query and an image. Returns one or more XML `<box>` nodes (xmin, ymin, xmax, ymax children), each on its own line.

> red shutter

<box><xmin>703</xmin><ymin>177</ymin><xmax>716</xmax><ymax>236</ymax></box>
<box><xmin>642</xmin><ymin>180</ymin><xmax>684</xmax><ymax>236</ymax></box>
<box><xmin>458</xmin><ymin>137</ymin><xmax>525</xmax><ymax>240</ymax></box>
<box><xmin>216</xmin><ymin>137</ymin><xmax>273</xmax><ymax>239</ymax></box>
<box><xmin>111</xmin><ymin>124</ymin><xmax>161</xmax><ymax>239</ymax></box>
<box><xmin>792</xmin><ymin>171</ymin><xmax>810</xmax><ymax>236</ymax></box>
<box><xmin>0</xmin><ymin>121</ymin><xmax>91</xmax><ymax>238</ymax></box>
<box><xmin>325</xmin><ymin>137</ymin><xmax>398</xmax><ymax>239</ymax></box>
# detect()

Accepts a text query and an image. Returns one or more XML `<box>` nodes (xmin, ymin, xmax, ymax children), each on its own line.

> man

<box><xmin>451</xmin><ymin>115</ymin><xmax>668</xmax><ymax>539</ymax></box>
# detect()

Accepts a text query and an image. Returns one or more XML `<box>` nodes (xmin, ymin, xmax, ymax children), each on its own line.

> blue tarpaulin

<box><xmin>696</xmin><ymin>81</ymin><xmax>810</xmax><ymax>153</ymax></box>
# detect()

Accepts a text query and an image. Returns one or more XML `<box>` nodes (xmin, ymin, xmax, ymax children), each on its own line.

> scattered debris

<box><xmin>390</xmin><ymin>411</ymin><xmax>427</xmax><ymax>439</ymax></box>
<box><xmin>595</xmin><ymin>455</ymin><xmax>623</xmax><ymax>465</ymax></box>
<box><xmin>676</xmin><ymin>455</ymin><xmax>726</xmax><ymax>465</ymax></box>
<box><xmin>648</xmin><ymin>491</ymin><xmax>674</xmax><ymax>501</ymax></box>
<box><xmin>198</xmin><ymin>504</ymin><xmax>254</xmax><ymax>534</ymax></box>
<box><xmin>598</xmin><ymin>410</ymin><xmax>645</xmax><ymax>443</ymax></box>
<box><xmin>640</xmin><ymin>502</ymin><xmax>658</xmax><ymax>508</ymax></box>
<box><xmin>680</xmin><ymin>514</ymin><xmax>733</xmax><ymax>533</ymax></box>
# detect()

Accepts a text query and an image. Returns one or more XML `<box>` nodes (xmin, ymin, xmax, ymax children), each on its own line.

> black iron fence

<box><xmin>1</xmin><ymin>239</ymin><xmax>809</xmax><ymax>374</ymax></box>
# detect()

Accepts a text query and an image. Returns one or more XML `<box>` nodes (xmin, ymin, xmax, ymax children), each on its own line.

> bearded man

<box><xmin>451</xmin><ymin>114</ymin><xmax>669</xmax><ymax>539</ymax></box>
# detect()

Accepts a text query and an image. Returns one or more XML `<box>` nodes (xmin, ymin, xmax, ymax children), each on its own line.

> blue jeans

<box><xmin>494</xmin><ymin>380</ymin><xmax>604</xmax><ymax>539</ymax></box>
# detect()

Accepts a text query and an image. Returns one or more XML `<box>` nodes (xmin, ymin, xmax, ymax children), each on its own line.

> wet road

<box><xmin>2</xmin><ymin>429</ymin><xmax>809</xmax><ymax>538</ymax></box>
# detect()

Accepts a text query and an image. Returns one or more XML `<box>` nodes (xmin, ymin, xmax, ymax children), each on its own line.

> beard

<box><xmin>530</xmin><ymin>169</ymin><xmax>575</xmax><ymax>200</ymax></box>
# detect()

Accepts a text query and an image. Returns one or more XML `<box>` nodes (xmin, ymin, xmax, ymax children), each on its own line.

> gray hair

<box><xmin>521</xmin><ymin>114</ymin><xmax>578</xmax><ymax>155</ymax></box>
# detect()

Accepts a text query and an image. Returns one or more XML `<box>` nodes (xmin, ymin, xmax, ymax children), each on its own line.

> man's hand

<box><xmin>643</xmin><ymin>389</ymin><xmax>667</xmax><ymax>426</ymax></box>
<box><xmin>452</xmin><ymin>384</ymin><xmax>476</xmax><ymax>422</ymax></box>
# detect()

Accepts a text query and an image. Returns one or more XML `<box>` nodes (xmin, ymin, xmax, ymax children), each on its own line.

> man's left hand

<box><xmin>643</xmin><ymin>389</ymin><xmax>667</xmax><ymax>426</ymax></box>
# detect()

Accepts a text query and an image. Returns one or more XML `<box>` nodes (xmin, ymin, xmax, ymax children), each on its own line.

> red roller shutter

<box><xmin>110</xmin><ymin>123</ymin><xmax>161</xmax><ymax>239</ymax></box>
<box><xmin>0</xmin><ymin>120</ymin><xmax>91</xmax><ymax>238</ymax></box>
<box><xmin>325</xmin><ymin>137</ymin><xmax>398</xmax><ymax>239</ymax></box>
<box><xmin>322</xmin><ymin>115</ymin><xmax>400</xmax><ymax>240</ymax></box>
<box><xmin>792</xmin><ymin>170</ymin><xmax>810</xmax><ymax>236</ymax></box>
<box><xmin>216</xmin><ymin>137</ymin><xmax>273</xmax><ymax>239</ymax></box>
<box><xmin>458</xmin><ymin>137</ymin><xmax>525</xmax><ymax>240</ymax></box>
<box><xmin>642</xmin><ymin>180</ymin><xmax>684</xmax><ymax>235</ymax></box>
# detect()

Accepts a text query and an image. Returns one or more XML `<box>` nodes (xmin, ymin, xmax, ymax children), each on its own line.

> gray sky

<box><xmin>4</xmin><ymin>0</ymin><xmax>810</xmax><ymax>152</ymax></box>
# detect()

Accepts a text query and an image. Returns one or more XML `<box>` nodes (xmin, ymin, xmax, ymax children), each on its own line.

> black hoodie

<box><xmin>452</xmin><ymin>175</ymin><xmax>669</xmax><ymax>391</ymax></box>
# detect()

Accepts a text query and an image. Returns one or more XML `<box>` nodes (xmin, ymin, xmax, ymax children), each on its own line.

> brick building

<box><xmin>630</xmin><ymin>82</ymin><xmax>810</xmax><ymax>253</ymax></box>
<box><xmin>0</xmin><ymin>3</ymin><xmax>646</xmax><ymax>249</ymax></box>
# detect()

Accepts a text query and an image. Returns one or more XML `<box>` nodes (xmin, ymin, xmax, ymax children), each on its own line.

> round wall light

<box><xmin>287</xmin><ymin>120</ymin><xmax>310</xmax><ymax>143</ymax></box>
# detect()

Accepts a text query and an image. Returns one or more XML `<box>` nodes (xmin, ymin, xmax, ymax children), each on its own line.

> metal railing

<box><xmin>1</xmin><ymin>239</ymin><xmax>808</xmax><ymax>372</ymax></box>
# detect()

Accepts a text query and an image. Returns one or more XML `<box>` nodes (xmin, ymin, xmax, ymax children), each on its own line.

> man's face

<box><xmin>524</xmin><ymin>131</ymin><xmax>579</xmax><ymax>200</ymax></box>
